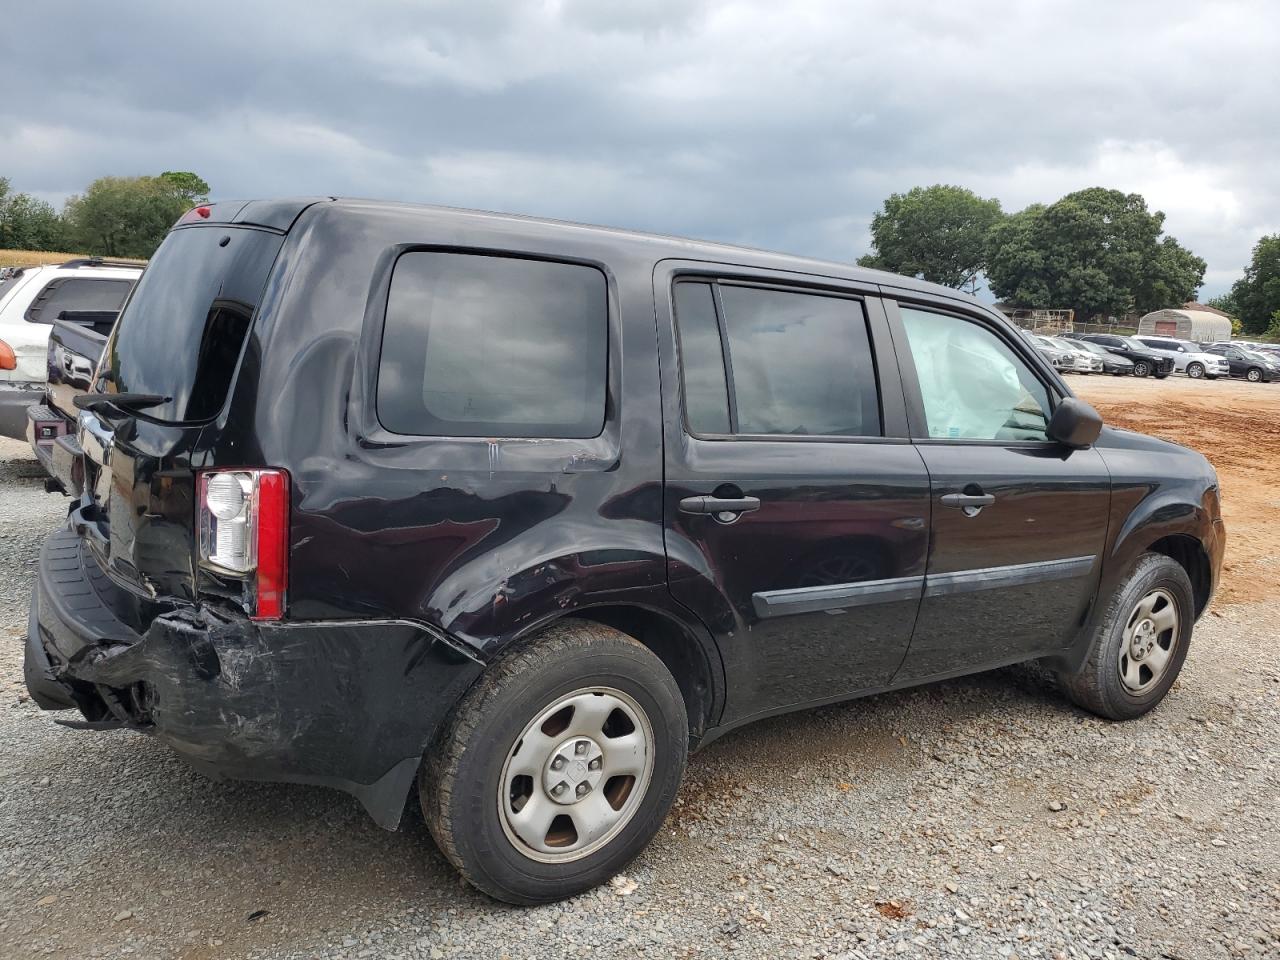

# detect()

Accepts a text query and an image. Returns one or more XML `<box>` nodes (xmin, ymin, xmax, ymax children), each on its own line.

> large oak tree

<box><xmin>985</xmin><ymin>187</ymin><xmax>1204</xmax><ymax>321</ymax></box>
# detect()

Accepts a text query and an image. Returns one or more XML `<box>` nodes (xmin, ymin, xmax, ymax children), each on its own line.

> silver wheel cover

<box><xmin>1118</xmin><ymin>588</ymin><xmax>1180</xmax><ymax>694</ymax></box>
<box><xmin>498</xmin><ymin>687</ymin><xmax>654</xmax><ymax>863</ymax></box>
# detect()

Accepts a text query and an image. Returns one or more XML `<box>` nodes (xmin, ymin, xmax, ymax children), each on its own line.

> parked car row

<box><xmin>1021</xmin><ymin>329</ymin><xmax>1279</xmax><ymax>384</ymax></box>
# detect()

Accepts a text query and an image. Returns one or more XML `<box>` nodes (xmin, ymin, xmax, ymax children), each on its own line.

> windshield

<box><xmin>1120</xmin><ymin>337</ymin><xmax>1147</xmax><ymax>350</ymax></box>
<box><xmin>103</xmin><ymin>226</ymin><xmax>284</xmax><ymax>422</ymax></box>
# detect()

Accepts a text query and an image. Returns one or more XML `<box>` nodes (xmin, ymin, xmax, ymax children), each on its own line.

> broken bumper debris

<box><xmin>25</xmin><ymin>526</ymin><xmax>484</xmax><ymax>828</ymax></box>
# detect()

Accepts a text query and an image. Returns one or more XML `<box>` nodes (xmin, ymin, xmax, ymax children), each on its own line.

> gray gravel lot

<box><xmin>1</xmin><ymin>434</ymin><xmax>1277</xmax><ymax>960</ymax></box>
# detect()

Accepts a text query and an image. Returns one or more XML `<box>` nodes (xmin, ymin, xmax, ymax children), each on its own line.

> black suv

<box><xmin>25</xmin><ymin>200</ymin><xmax>1225</xmax><ymax>904</ymax></box>
<box><xmin>1064</xmin><ymin>333</ymin><xmax>1175</xmax><ymax>378</ymax></box>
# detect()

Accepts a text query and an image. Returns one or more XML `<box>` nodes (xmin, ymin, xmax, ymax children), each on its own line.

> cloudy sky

<box><xmin>2</xmin><ymin>0</ymin><xmax>1276</xmax><ymax>298</ymax></box>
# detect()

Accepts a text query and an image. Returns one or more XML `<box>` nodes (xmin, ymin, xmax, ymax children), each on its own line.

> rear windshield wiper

<box><xmin>73</xmin><ymin>393</ymin><xmax>170</xmax><ymax>416</ymax></box>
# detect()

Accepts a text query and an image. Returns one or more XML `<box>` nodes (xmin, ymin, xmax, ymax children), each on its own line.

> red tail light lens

<box><xmin>253</xmin><ymin>471</ymin><xmax>289</xmax><ymax>620</ymax></box>
<box><xmin>0</xmin><ymin>339</ymin><xmax>15</xmax><ymax>370</ymax></box>
<box><xmin>197</xmin><ymin>468</ymin><xmax>290</xmax><ymax>620</ymax></box>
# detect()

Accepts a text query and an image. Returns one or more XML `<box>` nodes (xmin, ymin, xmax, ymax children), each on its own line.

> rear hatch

<box><xmin>75</xmin><ymin>214</ymin><xmax>290</xmax><ymax>602</ymax></box>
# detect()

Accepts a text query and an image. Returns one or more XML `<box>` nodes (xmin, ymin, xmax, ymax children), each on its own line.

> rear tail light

<box><xmin>0</xmin><ymin>339</ymin><xmax>15</xmax><ymax>370</ymax></box>
<box><xmin>197</xmin><ymin>469</ymin><xmax>289</xmax><ymax>620</ymax></box>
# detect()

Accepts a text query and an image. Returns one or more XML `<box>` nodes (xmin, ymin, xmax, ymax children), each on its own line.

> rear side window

<box><xmin>106</xmin><ymin>226</ymin><xmax>284</xmax><ymax>422</ymax></box>
<box><xmin>673</xmin><ymin>281</ymin><xmax>881</xmax><ymax>437</ymax></box>
<box><xmin>25</xmin><ymin>277</ymin><xmax>133</xmax><ymax>324</ymax></box>
<box><xmin>377</xmin><ymin>252</ymin><xmax>607</xmax><ymax>438</ymax></box>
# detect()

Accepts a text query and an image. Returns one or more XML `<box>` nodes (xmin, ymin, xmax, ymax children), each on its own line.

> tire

<box><xmin>1133</xmin><ymin>360</ymin><xmax>1151</xmax><ymax>377</ymax></box>
<box><xmin>1057</xmin><ymin>553</ymin><xmax>1194</xmax><ymax>721</ymax></box>
<box><xmin>1247</xmin><ymin>367</ymin><xmax>1263</xmax><ymax>382</ymax></box>
<box><xmin>422</xmin><ymin>619</ymin><xmax>688</xmax><ymax>904</ymax></box>
<box><xmin>1186</xmin><ymin>362</ymin><xmax>1205</xmax><ymax>379</ymax></box>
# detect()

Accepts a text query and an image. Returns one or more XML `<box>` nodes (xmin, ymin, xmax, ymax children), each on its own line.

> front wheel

<box><xmin>1247</xmin><ymin>367</ymin><xmax>1263</xmax><ymax>382</ymax></box>
<box><xmin>1133</xmin><ymin>360</ymin><xmax>1152</xmax><ymax>377</ymax></box>
<box><xmin>422</xmin><ymin>620</ymin><xmax>688</xmax><ymax>904</ymax></box>
<box><xmin>1057</xmin><ymin>553</ymin><xmax>1194</xmax><ymax>720</ymax></box>
<box><xmin>1186</xmin><ymin>362</ymin><xmax>1205</xmax><ymax>379</ymax></box>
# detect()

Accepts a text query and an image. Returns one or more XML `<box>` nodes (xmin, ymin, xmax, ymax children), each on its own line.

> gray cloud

<box><xmin>2</xmin><ymin>0</ymin><xmax>1276</xmax><ymax>297</ymax></box>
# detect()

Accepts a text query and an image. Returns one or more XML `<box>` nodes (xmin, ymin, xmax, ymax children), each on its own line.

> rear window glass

<box><xmin>106</xmin><ymin>226</ymin><xmax>284</xmax><ymax>422</ymax></box>
<box><xmin>25</xmin><ymin>277</ymin><xmax>133</xmax><ymax>323</ymax></box>
<box><xmin>377</xmin><ymin>252</ymin><xmax>607</xmax><ymax>438</ymax></box>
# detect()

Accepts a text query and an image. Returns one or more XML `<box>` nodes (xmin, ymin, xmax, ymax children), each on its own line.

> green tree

<box><xmin>1221</xmin><ymin>234</ymin><xmax>1280</xmax><ymax>335</ymax></box>
<box><xmin>63</xmin><ymin>172</ymin><xmax>210</xmax><ymax>258</ymax></box>
<box><xmin>984</xmin><ymin>204</ymin><xmax>1052</xmax><ymax>306</ymax></box>
<box><xmin>985</xmin><ymin>187</ymin><xmax>1204</xmax><ymax>321</ymax></box>
<box><xmin>1206</xmin><ymin>292</ymin><xmax>1240</xmax><ymax>317</ymax></box>
<box><xmin>857</xmin><ymin>184</ymin><xmax>1004</xmax><ymax>289</ymax></box>
<box><xmin>0</xmin><ymin>177</ymin><xmax>69</xmax><ymax>250</ymax></box>
<box><xmin>158</xmin><ymin>171</ymin><xmax>211</xmax><ymax>204</ymax></box>
<box><xmin>1134</xmin><ymin>236</ymin><xmax>1207</xmax><ymax>316</ymax></box>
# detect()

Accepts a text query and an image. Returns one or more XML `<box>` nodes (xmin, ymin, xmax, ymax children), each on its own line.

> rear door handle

<box><xmin>940</xmin><ymin>492</ymin><xmax>995</xmax><ymax>517</ymax></box>
<box><xmin>679</xmin><ymin>495</ymin><xmax>761</xmax><ymax>516</ymax></box>
<box><xmin>940</xmin><ymin>493</ymin><xmax>995</xmax><ymax>508</ymax></box>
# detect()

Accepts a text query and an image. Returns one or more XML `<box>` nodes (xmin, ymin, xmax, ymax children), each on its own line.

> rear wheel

<box><xmin>1247</xmin><ymin>367</ymin><xmax>1263</xmax><ymax>382</ymax></box>
<box><xmin>1133</xmin><ymin>360</ymin><xmax>1152</xmax><ymax>377</ymax></box>
<box><xmin>1186</xmin><ymin>362</ymin><xmax>1205</xmax><ymax>379</ymax></box>
<box><xmin>422</xmin><ymin>619</ymin><xmax>688</xmax><ymax>904</ymax></box>
<box><xmin>1057</xmin><ymin>553</ymin><xmax>1194</xmax><ymax>720</ymax></box>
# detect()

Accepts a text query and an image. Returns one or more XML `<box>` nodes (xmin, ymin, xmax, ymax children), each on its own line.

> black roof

<box><xmin>193</xmin><ymin>196</ymin><xmax>991</xmax><ymax>312</ymax></box>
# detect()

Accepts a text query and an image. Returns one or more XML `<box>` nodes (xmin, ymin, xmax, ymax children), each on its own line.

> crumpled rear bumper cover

<box><xmin>26</xmin><ymin>526</ymin><xmax>484</xmax><ymax>828</ymax></box>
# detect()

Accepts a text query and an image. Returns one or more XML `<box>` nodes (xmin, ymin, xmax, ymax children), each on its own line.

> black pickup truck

<box><xmin>26</xmin><ymin>311</ymin><xmax>114</xmax><ymax>492</ymax></box>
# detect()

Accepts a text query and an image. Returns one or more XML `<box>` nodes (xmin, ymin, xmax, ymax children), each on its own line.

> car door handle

<box><xmin>678</xmin><ymin>495</ymin><xmax>761</xmax><ymax>515</ymax></box>
<box><xmin>940</xmin><ymin>492</ymin><xmax>996</xmax><ymax>517</ymax></box>
<box><xmin>940</xmin><ymin>493</ymin><xmax>995</xmax><ymax>508</ymax></box>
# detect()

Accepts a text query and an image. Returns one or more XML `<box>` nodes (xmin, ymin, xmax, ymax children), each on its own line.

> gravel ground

<box><xmin>1</xmin><ymin>424</ymin><xmax>1278</xmax><ymax>960</ymax></box>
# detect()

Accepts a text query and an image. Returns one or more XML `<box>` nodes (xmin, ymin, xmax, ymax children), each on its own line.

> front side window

<box><xmin>25</xmin><ymin>277</ymin><xmax>133</xmax><ymax>324</ymax></box>
<box><xmin>377</xmin><ymin>252</ymin><xmax>607</xmax><ymax>438</ymax></box>
<box><xmin>673</xmin><ymin>281</ymin><xmax>881</xmax><ymax>438</ymax></box>
<box><xmin>900</xmin><ymin>307</ymin><xmax>1052</xmax><ymax>441</ymax></box>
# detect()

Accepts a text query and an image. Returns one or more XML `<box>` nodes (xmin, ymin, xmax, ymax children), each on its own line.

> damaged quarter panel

<box><xmin>241</xmin><ymin>204</ymin><xmax>685</xmax><ymax>656</ymax></box>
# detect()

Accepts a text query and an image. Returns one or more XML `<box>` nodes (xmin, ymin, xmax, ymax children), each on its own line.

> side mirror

<box><xmin>1047</xmin><ymin>397</ymin><xmax>1103</xmax><ymax>449</ymax></box>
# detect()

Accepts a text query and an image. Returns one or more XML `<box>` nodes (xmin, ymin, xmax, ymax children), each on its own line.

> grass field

<box><xmin>0</xmin><ymin>249</ymin><xmax>146</xmax><ymax>267</ymax></box>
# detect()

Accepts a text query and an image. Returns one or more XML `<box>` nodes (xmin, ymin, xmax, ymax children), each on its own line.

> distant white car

<box><xmin>0</xmin><ymin>259</ymin><xmax>141</xmax><ymax>438</ymax></box>
<box><xmin>1048</xmin><ymin>337</ymin><xmax>1104</xmax><ymax>374</ymax></box>
<box><xmin>1133</xmin><ymin>336</ymin><xmax>1229</xmax><ymax>380</ymax></box>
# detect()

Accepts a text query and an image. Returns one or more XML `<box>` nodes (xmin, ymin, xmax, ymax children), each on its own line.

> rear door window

<box><xmin>377</xmin><ymin>252</ymin><xmax>608</xmax><ymax>439</ymax></box>
<box><xmin>672</xmin><ymin>281</ymin><xmax>881</xmax><ymax>437</ymax></box>
<box><xmin>25</xmin><ymin>277</ymin><xmax>134</xmax><ymax>323</ymax></box>
<box><xmin>105</xmin><ymin>226</ymin><xmax>284</xmax><ymax>422</ymax></box>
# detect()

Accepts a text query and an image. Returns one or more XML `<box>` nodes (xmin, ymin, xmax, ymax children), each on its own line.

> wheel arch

<box><xmin>535</xmin><ymin>604</ymin><xmax>724</xmax><ymax>743</ymax></box>
<box><xmin>1146</xmin><ymin>534</ymin><xmax>1212</xmax><ymax>617</ymax></box>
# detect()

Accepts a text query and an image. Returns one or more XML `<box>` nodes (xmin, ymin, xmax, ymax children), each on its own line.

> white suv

<box><xmin>0</xmin><ymin>259</ymin><xmax>141</xmax><ymax>438</ymax></box>
<box><xmin>1133</xmin><ymin>336</ymin><xmax>1229</xmax><ymax>380</ymax></box>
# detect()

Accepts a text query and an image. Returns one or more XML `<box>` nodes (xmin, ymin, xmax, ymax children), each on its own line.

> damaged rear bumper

<box><xmin>26</xmin><ymin>526</ymin><xmax>484</xmax><ymax>828</ymax></box>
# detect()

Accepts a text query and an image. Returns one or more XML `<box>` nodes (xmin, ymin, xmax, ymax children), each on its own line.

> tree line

<box><xmin>0</xmin><ymin>171</ymin><xmax>209</xmax><ymax>260</ymax></box>
<box><xmin>858</xmin><ymin>184</ymin><xmax>1280</xmax><ymax>335</ymax></box>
